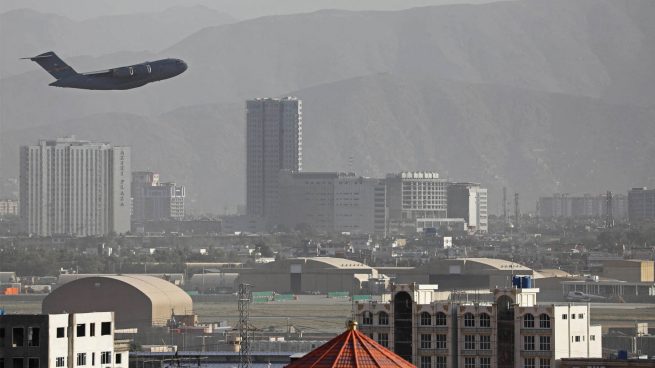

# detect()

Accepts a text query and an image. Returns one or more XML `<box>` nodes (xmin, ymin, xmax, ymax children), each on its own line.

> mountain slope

<box><xmin>3</xmin><ymin>73</ymin><xmax>653</xmax><ymax>212</ymax></box>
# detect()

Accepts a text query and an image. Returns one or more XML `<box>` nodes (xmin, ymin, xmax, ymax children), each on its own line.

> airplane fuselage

<box><xmin>49</xmin><ymin>58</ymin><xmax>187</xmax><ymax>90</ymax></box>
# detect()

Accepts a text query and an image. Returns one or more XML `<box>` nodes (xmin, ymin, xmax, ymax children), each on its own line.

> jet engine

<box><xmin>112</xmin><ymin>64</ymin><xmax>151</xmax><ymax>78</ymax></box>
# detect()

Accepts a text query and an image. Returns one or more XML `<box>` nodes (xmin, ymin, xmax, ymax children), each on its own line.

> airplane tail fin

<box><xmin>22</xmin><ymin>51</ymin><xmax>77</xmax><ymax>79</ymax></box>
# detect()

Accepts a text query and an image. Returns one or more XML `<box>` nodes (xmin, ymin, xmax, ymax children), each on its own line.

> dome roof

<box><xmin>286</xmin><ymin>321</ymin><xmax>415</xmax><ymax>368</ymax></box>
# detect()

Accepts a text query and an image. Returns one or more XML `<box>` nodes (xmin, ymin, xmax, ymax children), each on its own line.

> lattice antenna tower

<box><xmin>238</xmin><ymin>283</ymin><xmax>252</xmax><ymax>368</ymax></box>
<box><xmin>606</xmin><ymin>191</ymin><xmax>614</xmax><ymax>229</ymax></box>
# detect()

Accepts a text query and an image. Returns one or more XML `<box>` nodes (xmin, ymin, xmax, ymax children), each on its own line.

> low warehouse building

<box><xmin>235</xmin><ymin>257</ymin><xmax>382</xmax><ymax>294</ymax></box>
<box><xmin>43</xmin><ymin>274</ymin><xmax>192</xmax><ymax>329</ymax></box>
<box><xmin>379</xmin><ymin>258</ymin><xmax>536</xmax><ymax>291</ymax></box>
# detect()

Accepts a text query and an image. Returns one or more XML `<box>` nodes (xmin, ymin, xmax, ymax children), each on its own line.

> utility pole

<box><xmin>606</xmin><ymin>191</ymin><xmax>614</xmax><ymax>229</ymax></box>
<box><xmin>238</xmin><ymin>283</ymin><xmax>252</xmax><ymax>368</ymax></box>
<box><xmin>502</xmin><ymin>187</ymin><xmax>508</xmax><ymax>225</ymax></box>
<box><xmin>514</xmin><ymin>192</ymin><xmax>520</xmax><ymax>230</ymax></box>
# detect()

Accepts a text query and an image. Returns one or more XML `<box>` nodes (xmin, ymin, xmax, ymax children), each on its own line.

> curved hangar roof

<box><xmin>43</xmin><ymin>274</ymin><xmax>192</xmax><ymax>328</ymax></box>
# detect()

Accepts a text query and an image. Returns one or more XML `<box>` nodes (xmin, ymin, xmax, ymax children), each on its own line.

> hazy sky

<box><xmin>0</xmin><ymin>0</ymin><xmax>505</xmax><ymax>20</ymax></box>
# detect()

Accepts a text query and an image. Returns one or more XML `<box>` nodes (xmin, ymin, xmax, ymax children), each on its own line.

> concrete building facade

<box><xmin>447</xmin><ymin>183</ymin><xmax>488</xmax><ymax>233</ymax></box>
<box><xmin>0</xmin><ymin>199</ymin><xmax>18</xmax><ymax>216</ymax></box>
<box><xmin>131</xmin><ymin>172</ymin><xmax>185</xmax><ymax>221</ymax></box>
<box><xmin>628</xmin><ymin>187</ymin><xmax>655</xmax><ymax>222</ymax></box>
<box><xmin>386</xmin><ymin>172</ymin><xmax>448</xmax><ymax>232</ymax></box>
<box><xmin>19</xmin><ymin>137</ymin><xmax>130</xmax><ymax>236</ymax></box>
<box><xmin>357</xmin><ymin>283</ymin><xmax>602</xmax><ymax>368</ymax></box>
<box><xmin>277</xmin><ymin>171</ymin><xmax>386</xmax><ymax>235</ymax></box>
<box><xmin>537</xmin><ymin>193</ymin><xmax>628</xmax><ymax>219</ymax></box>
<box><xmin>246</xmin><ymin>97</ymin><xmax>302</xmax><ymax>221</ymax></box>
<box><xmin>0</xmin><ymin>312</ymin><xmax>127</xmax><ymax>368</ymax></box>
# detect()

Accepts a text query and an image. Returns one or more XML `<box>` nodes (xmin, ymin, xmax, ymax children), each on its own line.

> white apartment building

<box><xmin>386</xmin><ymin>172</ymin><xmax>448</xmax><ymax>232</ymax></box>
<box><xmin>19</xmin><ymin>137</ymin><xmax>131</xmax><ymax>236</ymax></box>
<box><xmin>447</xmin><ymin>182</ymin><xmax>488</xmax><ymax>233</ymax></box>
<box><xmin>0</xmin><ymin>312</ymin><xmax>128</xmax><ymax>368</ymax></box>
<box><xmin>357</xmin><ymin>283</ymin><xmax>601</xmax><ymax>368</ymax></box>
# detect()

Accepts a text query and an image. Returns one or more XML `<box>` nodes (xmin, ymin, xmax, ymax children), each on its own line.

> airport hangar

<box><xmin>378</xmin><ymin>258</ymin><xmax>538</xmax><ymax>291</ymax></box>
<box><xmin>42</xmin><ymin>275</ymin><xmax>192</xmax><ymax>329</ymax></box>
<box><xmin>234</xmin><ymin>257</ymin><xmax>384</xmax><ymax>294</ymax></box>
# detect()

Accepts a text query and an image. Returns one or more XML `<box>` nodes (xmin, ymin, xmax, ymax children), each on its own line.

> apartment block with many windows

<box><xmin>357</xmin><ymin>283</ymin><xmax>601</xmax><ymax>368</ymax></box>
<box><xmin>0</xmin><ymin>312</ymin><xmax>128</xmax><ymax>368</ymax></box>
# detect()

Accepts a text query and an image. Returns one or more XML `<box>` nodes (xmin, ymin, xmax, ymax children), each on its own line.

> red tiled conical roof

<box><xmin>286</xmin><ymin>321</ymin><xmax>415</xmax><ymax>368</ymax></box>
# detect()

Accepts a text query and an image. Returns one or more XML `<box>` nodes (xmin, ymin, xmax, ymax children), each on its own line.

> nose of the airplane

<box><xmin>179</xmin><ymin>60</ymin><xmax>188</xmax><ymax>72</ymax></box>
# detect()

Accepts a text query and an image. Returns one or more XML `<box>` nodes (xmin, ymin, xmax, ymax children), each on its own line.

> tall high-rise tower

<box><xmin>19</xmin><ymin>137</ymin><xmax>131</xmax><ymax>236</ymax></box>
<box><xmin>246</xmin><ymin>97</ymin><xmax>302</xmax><ymax>220</ymax></box>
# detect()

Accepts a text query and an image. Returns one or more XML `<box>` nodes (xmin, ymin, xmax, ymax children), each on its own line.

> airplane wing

<box><xmin>82</xmin><ymin>69</ymin><xmax>113</xmax><ymax>76</ymax></box>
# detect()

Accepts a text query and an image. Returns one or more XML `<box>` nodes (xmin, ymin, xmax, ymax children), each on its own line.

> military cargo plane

<box><xmin>24</xmin><ymin>51</ymin><xmax>187</xmax><ymax>90</ymax></box>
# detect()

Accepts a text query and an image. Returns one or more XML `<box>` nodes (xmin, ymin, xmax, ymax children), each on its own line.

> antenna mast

<box><xmin>238</xmin><ymin>283</ymin><xmax>252</xmax><ymax>368</ymax></box>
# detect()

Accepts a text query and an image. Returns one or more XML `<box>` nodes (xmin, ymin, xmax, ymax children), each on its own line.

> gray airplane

<box><xmin>25</xmin><ymin>51</ymin><xmax>187</xmax><ymax>90</ymax></box>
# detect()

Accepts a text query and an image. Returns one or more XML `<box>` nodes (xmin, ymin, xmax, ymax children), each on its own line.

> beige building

<box><xmin>19</xmin><ymin>137</ymin><xmax>131</xmax><ymax>236</ymax></box>
<box><xmin>357</xmin><ymin>283</ymin><xmax>602</xmax><ymax>368</ymax></box>
<box><xmin>599</xmin><ymin>260</ymin><xmax>654</xmax><ymax>282</ymax></box>
<box><xmin>43</xmin><ymin>275</ymin><xmax>192</xmax><ymax>329</ymax></box>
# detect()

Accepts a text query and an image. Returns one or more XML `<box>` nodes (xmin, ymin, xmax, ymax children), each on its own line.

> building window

<box><xmin>539</xmin><ymin>314</ymin><xmax>551</xmax><ymax>328</ymax></box>
<box><xmin>480</xmin><ymin>357</ymin><xmax>491</xmax><ymax>368</ymax></box>
<box><xmin>27</xmin><ymin>328</ymin><xmax>39</xmax><ymax>347</ymax></box>
<box><xmin>435</xmin><ymin>312</ymin><xmax>447</xmax><ymax>326</ymax></box>
<box><xmin>464</xmin><ymin>335</ymin><xmax>475</xmax><ymax>350</ymax></box>
<box><xmin>464</xmin><ymin>357</ymin><xmax>476</xmax><ymax>368</ymax></box>
<box><xmin>377</xmin><ymin>333</ymin><xmax>389</xmax><ymax>348</ymax></box>
<box><xmin>420</xmin><ymin>356</ymin><xmax>431</xmax><ymax>368</ymax></box>
<box><xmin>115</xmin><ymin>354</ymin><xmax>122</xmax><ymax>365</ymax></box>
<box><xmin>435</xmin><ymin>334</ymin><xmax>447</xmax><ymax>349</ymax></box>
<box><xmin>56</xmin><ymin>328</ymin><xmax>65</xmax><ymax>338</ymax></box>
<box><xmin>562</xmin><ymin>314</ymin><xmax>567</xmax><ymax>320</ymax></box>
<box><xmin>28</xmin><ymin>359</ymin><xmax>38</xmax><ymax>368</ymax></box>
<box><xmin>76</xmin><ymin>324</ymin><xmax>85</xmax><ymax>337</ymax></box>
<box><xmin>12</xmin><ymin>328</ymin><xmax>24</xmax><ymax>347</ymax></box>
<box><xmin>55</xmin><ymin>358</ymin><xmax>65</xmax><ymax>368</ymax></box>
<box><xmin>574</xmin><ymin>336</ymin><xmax>580</xmax><ymax>342</ymax></box>
<box><xmin>480</xmin><ymin>335</ymin><xmax>491</xmax><ymax>350</ymax></box>
<box><xmin>420</xmin><ymin>312</ymin><xmax>431</xmax><ymax>326</ymax></box>
<box><xmin>479</xmin><ymin>313</ymin><xmax>491</xmax><ymax>327</ymax></box>
<box><xmin>524</xmin><ymin>335</ymin><xmax>535</xmax><ymax>351</ymax></box>
<box><xmin>89</xmin><ymin>324</ymin><xmax>95</xmax><ymax>337</ymax></box>
<box><xmin>571</xmin><ymin>314</ymin><xmax>576</xmax><ymax>319</ymax></box>
<box><xmin>578</xmin><ymin>313</ymin><xmax>584</xmax><ymax>319</ymax></box>
<box><xmin>539</xmin><ymin>336</ymin><xmax>551</xmax><ymax>351</ymax></box>
<box><xmin>362</xmin><ymin>312</ymin><xmax>373</xmax><ymax>325</ymax></box>
<box><xmin>101</xmin><ymin>322</ymin><xmax>111</xmax><ymax>336</ymax></box>
<box><xmin>100</xmin><ymin>352</ymin><xmax>111</xmax><ymax>365</ymax></box>
<box><xmin>590</xmin><ymin>335</ymin><xmax>595</xmax><ymax>341</ymax></box>
<box><xmin>13</xmin><ymin>359</ymin><xmax>24</xmax><ymax>368</ymax></box>
<box><xmin>464</xmin><ymin>313</ymin><xmax>475</xmax><ymax>327</ymax></box>
<box><xmin>0</xmin><ymin>328</ymin><xmax>4</xmax><ymax>347</ymax></box>
<box><xmin>525</xmin><ymin>358</ymin><xmax>536</xmax><ymax>368</ymax></box>
<box><xmin>378</xmin><ymin>312</ymin><xmax>389</xmax><ymax>325</ymax></box>
<box><xmin>538</xmin><ymin>358</ymin><xmax>550</xmax><ymax>368</ymax></box>
<box><xmin>76</xmin><ymin>353</ymin><xmax>86</xmax><ymax>367</ymax></box>
<box><xmin>435</xmin><ymin>356</ymin><xmax>446</xmax><ymax>368</ymax></box>
<box><xmin>523</xmin><ymin>313</ymin><xmax>535</xmax><ymax>328</ymax></box>
<box><xmin>420</xmin><ymin>334</ymin><xmax>432</xmax><ymax>349</ymax></box>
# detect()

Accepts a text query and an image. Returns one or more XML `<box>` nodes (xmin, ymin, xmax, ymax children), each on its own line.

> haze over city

<box><xmin>1</xmin><ymin>1</ymin><xmax>654</xmax><ymax>368</ymax></box>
